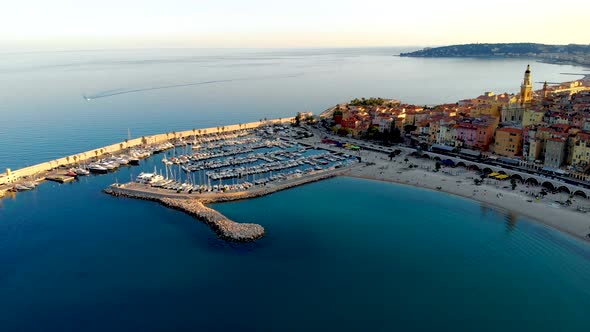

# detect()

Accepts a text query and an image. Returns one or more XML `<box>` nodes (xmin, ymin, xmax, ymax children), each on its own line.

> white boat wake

<box><xmin>83</xmin><ymin>72</ymin><xmax>304</xmax><ymax>100</ymax></box>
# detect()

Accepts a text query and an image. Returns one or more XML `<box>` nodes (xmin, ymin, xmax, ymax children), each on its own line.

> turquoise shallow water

<box><xmin>1</xmin><ymin>172</ymin><xmax>589</xmax><ymax>331</ymax></box>
<box><xmin>1</xmin><ymin>48</ymin><xmax>590</xmax><ymax>331</ymax></box>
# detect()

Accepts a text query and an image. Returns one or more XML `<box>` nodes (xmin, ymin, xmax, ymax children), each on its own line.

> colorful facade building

<box><xmin>544</xmin><ymin>138</ymin><xmax>567</xmax><ymax>168</ymax></box>
<box><xmin>522</xmin><ymin>108</ymin><xmax>546</xmax><ymax>127</ymax></box>
<box><xmin>571</xmin><ymin>132</ymin><xmax>590</xmax><ymax>168</ymax></box>
<box><xmin>494</xmin><ymin>127</ymin><xmax>523</xmax><ymax>157</ymax></box>
<box><xmin>330</xmin><ymin>65</ymin><xmax>590</xmax><ymax>172</ymax></box>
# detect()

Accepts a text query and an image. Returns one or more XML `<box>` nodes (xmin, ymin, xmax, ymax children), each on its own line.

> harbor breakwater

<box><xmin>103</xmin><ymin>165</ymin><xmax>359</xmax><ymax>242</ymax></box>
<box><xmin>104</xmin><ymin>187</ymin><xmax>265</xmax><ymax>242</ymax></box>
<box><xmin>0</xmin><ymin>117</ymin><xmax>294</xmax><ymax>186</ymax></box>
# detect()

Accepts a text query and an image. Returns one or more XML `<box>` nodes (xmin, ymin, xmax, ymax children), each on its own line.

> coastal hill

<box><xmin>399</xmin><ymin>43</ymin><xmax>590</xmax><ymax>66</ymax></box>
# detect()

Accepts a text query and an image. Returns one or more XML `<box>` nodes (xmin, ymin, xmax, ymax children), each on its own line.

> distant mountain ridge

<box><xmin>399</xmin><ymin>43</ymin><xmax>590</xmax><ymax>66</ymax></box>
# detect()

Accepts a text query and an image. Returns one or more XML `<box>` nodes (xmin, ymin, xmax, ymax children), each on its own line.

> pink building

<box><xmin>456</xmin><ymin>122</ymin><xmax>478</xmax><ymax>148</ymax></box>
<box><xmin>456</xmin><ymin>118</ymin><xmax>497</xmax><ymax>151</ymax></box>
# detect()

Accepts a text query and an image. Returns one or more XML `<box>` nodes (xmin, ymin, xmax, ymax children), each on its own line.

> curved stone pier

<box><xmin>103</xmin><ymin>164</ymin><xmax>361</xmax><ymax>242</ymax></box>
<box><xmin>104</xmin><ymin>187</ymin><xmax>265</xmax><ymax>242</ymax></box>
<box><xmin>159</xmin><ymin>198</ymin><xmax>265</xmax><ymax>242</ymax></box>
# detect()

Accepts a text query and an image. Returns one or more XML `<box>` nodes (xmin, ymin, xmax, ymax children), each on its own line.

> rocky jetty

<box><xmin>104</xmin><ymin>187</ymin><xmax>265</xmax><ymax>242</ymax></box>
<box><xmin>159</xmin><ymin>198</ymin><xmax>265</xmax><ymax>241</ymax></box>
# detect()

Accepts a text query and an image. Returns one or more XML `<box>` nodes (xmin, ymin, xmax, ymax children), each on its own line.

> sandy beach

<box><xmin>338</xmin><ymin>146</ymin><xmax>590</xmax><ymax>244</ymax></box>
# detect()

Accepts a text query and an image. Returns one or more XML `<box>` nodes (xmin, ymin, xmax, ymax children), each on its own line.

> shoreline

<box><xmin>341</xmin><ymin>158</ymin><xmax>590</xmax><ymax>245</ymax></box>
<box><xmin>344</xmin><ymin>173</ymin><xmax>590</xmax><ymax>244</ymax></box>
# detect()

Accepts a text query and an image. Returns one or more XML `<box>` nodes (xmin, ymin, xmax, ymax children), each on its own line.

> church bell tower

<box><xmin>520</xmin><ymin>64</ymin><xmax>533</xmax><ymax>105</ymax></box>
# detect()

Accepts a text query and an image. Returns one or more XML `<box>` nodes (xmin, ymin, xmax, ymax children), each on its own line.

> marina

<box><xmin>0</xmin><ymin>118</ymin><xmax>359</xmax><ymax>242</ymax></box>
<box><xmin>103</xmin><ymin>125</ymin><xmax>360</xmax><ymax>241</ymax></box>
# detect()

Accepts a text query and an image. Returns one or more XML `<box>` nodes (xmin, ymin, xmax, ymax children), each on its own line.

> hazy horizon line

<box><xmin>1</xmin><ymin>41</ymin><xmax>586</xmax><ymax>56</ymax></box>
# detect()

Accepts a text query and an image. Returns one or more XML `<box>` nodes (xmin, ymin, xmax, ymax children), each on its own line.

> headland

<box><xmin>400</xmin><ymin>43</ymin><xmax>590</xmax><ymax>67</ymax></box>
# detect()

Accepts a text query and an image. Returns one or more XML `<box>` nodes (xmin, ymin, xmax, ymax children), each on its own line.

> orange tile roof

<box><xmin>497</xmin><ymin>127</ymin><xmax>522</xmax><ymax>134</ymax></box>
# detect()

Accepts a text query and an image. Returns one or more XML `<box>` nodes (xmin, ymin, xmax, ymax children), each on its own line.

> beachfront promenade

<box><xmin>304</xmin><ymin>128</ymin><xmax>590</xmax><ymax>199</ymax></box>
<box><xmin>0</xmin><ymin>117</ymin><xmax>294</xmax><ymax>188</ymax></box>
<box><xmin>104</xmin><ymin>165</ymin><xmax>360</xmax><ymax>241</ymax></box>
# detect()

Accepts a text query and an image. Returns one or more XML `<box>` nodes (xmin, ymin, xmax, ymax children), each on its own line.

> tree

<box><xmin>295</xmin><ymin>112</ymin><xmax>302</xmax><ymax>126</ymax></box>
<box><xmin>337</xmin><ymin>128</ymin><xmax>350</xmax><ymax>136</ymax></box>
<box><xmin>349</xmin><ymin>97</ymin><xmax>385</xmax><ymax>106</ymax></box>
<box><xmin>366</xmin><ymin>125</ymin><xmax>380</xmax><ymax>139</ymax></box>
<box><xmin>388</xmin><ymin>151</ymin><xmax>396</xmax><ymax>161</ymax></box>
<box><xmin>389</xmin><ymin>124</ymin><xmax>401</xmax><ymax>143</ymax></box>
<box><xmin>404</xmin><ymin>124</ymin><xmax>417</xmax><ymax>134</ymax></box>
<box><xmin>404</xmin><ymin>158</ymin><xmax>409</xmax><ymax>164</ymax></box>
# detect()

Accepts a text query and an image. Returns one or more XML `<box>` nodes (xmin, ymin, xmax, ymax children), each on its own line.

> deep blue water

<box><xmin>1</xmin><ymin>173</ymin><xmax>590</xmax><ymax>331</ymax></box>
<box><xmin>1</xmin><ymin>48</ymin><xmax>590</xmax><ymax>331</ymax></box>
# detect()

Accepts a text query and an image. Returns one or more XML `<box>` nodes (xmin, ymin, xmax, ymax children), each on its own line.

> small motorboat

<box><xmin>75</xmin><ymin>168</ymin><xmax>90</xmax><ymax>176</ymax></box>
<box><xmin>14</xmin><ymin>184</ymin><xmax>32</xmax><ymax>191</ymax></box>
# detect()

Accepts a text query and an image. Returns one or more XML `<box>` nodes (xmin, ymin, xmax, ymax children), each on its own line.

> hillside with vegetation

<box><xmin>399</xmin><ymin>43</ymin><xmax>590</xmax><ymax>66</ymax></box>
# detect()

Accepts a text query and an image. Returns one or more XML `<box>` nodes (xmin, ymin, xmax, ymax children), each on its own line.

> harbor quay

<box><xmin>0</xmin><ymin>117</ymin><xmax>294</xmax><ymax>191</ymax></box>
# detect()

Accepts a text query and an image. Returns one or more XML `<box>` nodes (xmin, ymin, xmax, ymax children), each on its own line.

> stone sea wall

<box><xmin>0</xmin><ymin>117</ymin><xmax>294</xmax><ymax>185</ymax></box>
<box><xmin>104</xmin><ymin>187</ymin><xmax>265</xmax><ymax>242</ymax></box>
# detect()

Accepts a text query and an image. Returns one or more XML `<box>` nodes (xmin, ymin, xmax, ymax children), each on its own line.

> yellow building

<box><xmin>520</xmin><ymin>65</ymin><xmax>533</xmax><ymax>105</ymax></box>
<box><xmin>474</xmin><ymin>92</ymin><xmax>517</xmax><ymax>117</ymax></box>
<box><xmin>494</xmin><ymin>127</ymin><xmax>523</xmax><ymax>157</ymax></box>
<box><xmin>522</xmin><ymin>108</ymin><xmax>545</xmax><ymax>127</ymax></box>
<box><xmin>550</xmin><ymin>80</ymin><xmax>590</xmax><ymax>96</ymax></box>
<box><xmin>572</xmin><ymin>132</ymin><xmax>590</xmax><ymax>167</ymax></box>
<box><xmin>428</xmin><ymin>121</ymin><xmax>440</xmax><ymax>144</ymax></box>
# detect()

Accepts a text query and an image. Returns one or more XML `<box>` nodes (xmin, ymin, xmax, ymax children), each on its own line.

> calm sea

<box><xmin>0</xmin><ymin>48</ymin><xmax>585</xmax><ymax>170</ymax></box>
<box><xmin>1</xmin><ymin>48</ymin><xmax>589</xmax><ymax>331</ymax></box>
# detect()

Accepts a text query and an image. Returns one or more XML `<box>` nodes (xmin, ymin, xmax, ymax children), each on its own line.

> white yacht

<box><xmin>88</xmin><ymin>164</ymin><xmax>108</xmax><ymax>174</ymax></box>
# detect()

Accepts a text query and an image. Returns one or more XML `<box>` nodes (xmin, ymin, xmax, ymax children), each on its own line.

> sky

<box><xmin>2</xmin><ymin>0</ymin><xmax>589</xmax><ymax>50</ymax></box>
